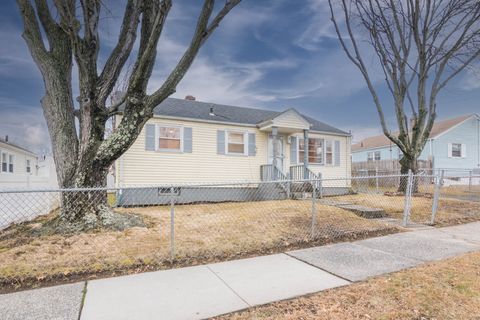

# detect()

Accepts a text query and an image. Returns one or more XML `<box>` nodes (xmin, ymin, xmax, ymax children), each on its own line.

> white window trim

<box><xmin>449</xmin><ymin>143</ymin><xmax>464</xmax><ymax>158</ymax></box>
<box><xmin>225</xmin><ymin>130</ymin><xmax>248</xmax><ymax>156</ymax></box>
<box><xmin>155</xmin><ymin>124</ymin><xmax>184</xmax><ymax>153</ymax></box>
<box><xmin>1</xmin><ymin>151</ymin><xmax>13</xmax><ymax>174</ymax></box>
<box><xmin>367</xmin><ymin>151</ymin><xmax>381</xmax><ymax>162</ymax></box>
<box><xmin>297</xmin><ymin>137</ymin><xmax>325</xmax><ymax>165</ymax></box>
<box><xmin>8</xmin><ymin>154</ymin><xmax>14</xmax><ymax>173</ymax></box>
<box><xmin>325</xmin><ymin>140</ymin><xmax>334</xmax><ymax>166</ymax></box>
<box><xmin>26</xmin><ymin>159</ymin><xmax>31</xmax><ymax>174</ymax></box>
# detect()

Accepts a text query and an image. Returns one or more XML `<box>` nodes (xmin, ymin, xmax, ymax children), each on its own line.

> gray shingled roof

<box><xmin>0</xmin><ymin>137</ymin><xmax>36</xmax><ymax>156</ymax></box>
<box><xmin>120</xmin><ymin>97</ymin><xmax>349</xmax><ymax>135</ymax></box>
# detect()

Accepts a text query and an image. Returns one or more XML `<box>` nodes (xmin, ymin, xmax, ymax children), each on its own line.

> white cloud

<box><xmin>459</xmin><ymin>68</ymin><xmax>480</xmax><ymax>91</ymax></box>
<box><xmin>0</xmin><ymin>98</ymin><xmax>50</xmax><ymax>154</ymax></box>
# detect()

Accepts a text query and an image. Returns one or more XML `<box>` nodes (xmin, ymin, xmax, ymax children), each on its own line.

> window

<box><xmin>1</xmin><ymin>153</ymin><xmax>6</xmax><ymax>172</ymax></box>
<box><xmin>158</xmin><ymin>126</ymin><xmax>181</xmax><ymax>151</ymax></box>
<box><xmin>451</xmin><ymin>143</ymin><xmax>462</xmax><ymax>158</ymax></box>
<box><xmin>227</xmin><ymin>132</ymin><xmax>246</xmax><ymax>154</ymax></box>
<box><xmin>8</xmin><ymin>155</ymin><xmax>14</xmax><ymax>173</ymax></box>
<box><xmin>299</xmin><ymin>138</ymin><xmax>324</xmax><ymax>164</ymax></box>
<box><xmin>325</xmin><ymin>141</ymin><xmax>333</xmax><ymax>165</ymax></box>
<box><xmin>367</xmin><ymin>151</ymin><xmax>381</xmax><ymax>161</ymax></box>
<box><xmin>26</xmin><ymin>159</ymin><xmax>31</xmax><ymax>173</ymax></box>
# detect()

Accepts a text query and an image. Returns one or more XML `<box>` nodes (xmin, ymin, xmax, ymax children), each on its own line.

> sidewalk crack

<box><xmin>206</xmin><ymin>265</ymin><xmax>251</xmax><ymax>307</ymax></box>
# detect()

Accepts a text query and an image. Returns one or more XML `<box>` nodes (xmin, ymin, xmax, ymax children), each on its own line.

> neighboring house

<box><xmin>114</xmin><ymin>96</ymin><xmax>351</xmax><ymax>204</ymax></box>
<box><xmin>352</xmin><ymin>114</ymin><xmax>480</xmax><ymax>171</ymax></box>
<box><xmin>0</xmin><ymin>136</ymin><xmax>57</xmax><ymax>189</ymax></box>
<box><xmin>0</xmin><ymin>136</ymin><xmax>38</xmax><ymax>188</ymax></box>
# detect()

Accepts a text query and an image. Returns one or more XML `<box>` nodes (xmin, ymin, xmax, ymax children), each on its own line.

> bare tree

<box><xmin>17</xmin><ymin>0</ymin><xmax>241</xmax><ymax>224</ymax></box>
<box><xmin>328</xmin><ymin>0</ymin><xmax>480</xmax><ymax>191</ymax></box>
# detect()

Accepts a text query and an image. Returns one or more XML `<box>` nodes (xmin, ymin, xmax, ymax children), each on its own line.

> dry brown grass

<box><xmin>0</xmin><ymin>200</ymin><xmax>397</xmax><ymax>290</ymax></box>
<box><xmin>216</xmin><ymin>252</ymin><xmax>480</xmax><ymax>320</ymax></box>
<box><xmin>329</xmin><ymin>193</ymin><xmax>480</xmax><ymax>226</ymax></box>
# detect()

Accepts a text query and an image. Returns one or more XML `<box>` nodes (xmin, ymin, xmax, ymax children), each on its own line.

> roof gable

<box><xmin>258</xmin><ymin>108</ymin><xmax>311</xmax><ymax>130</ymax></box>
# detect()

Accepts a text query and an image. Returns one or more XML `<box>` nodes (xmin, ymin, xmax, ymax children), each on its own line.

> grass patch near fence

<box><xmin>329</xmin><ymin>193</ymin><xmax>480</xmax><ymax>226</ymax></box>
<box><xmin>0</xmin><ymin>200</ymin><xmax>398</xmax><ymax>292</ymax></box>
<box><xmin>216</xmin><ymin>251</ymin><xmax>480</xmax><ymax>320</ymax></box>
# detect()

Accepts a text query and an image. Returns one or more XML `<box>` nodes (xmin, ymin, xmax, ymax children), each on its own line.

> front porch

<box><xmin>257</xmin><ymin>108</ymin><xmax>316</xmax><ymax>182</ymax></box>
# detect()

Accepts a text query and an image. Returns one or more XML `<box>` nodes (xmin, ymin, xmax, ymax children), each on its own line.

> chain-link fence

<box><xmin>0</xmin><ymin>172</ymin><xmax>479</xmax><ymax>289</ymax></box>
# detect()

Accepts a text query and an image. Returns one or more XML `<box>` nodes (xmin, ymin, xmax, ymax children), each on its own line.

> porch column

<box><xmin>272</xmin><ymin>126</ymin><xmax>278</xmax><ymax>169</ymax></box>
<box><xmin>303</xmin><ymin>129</ymin><xmax>309</xmax><ymax>179</ymax></box>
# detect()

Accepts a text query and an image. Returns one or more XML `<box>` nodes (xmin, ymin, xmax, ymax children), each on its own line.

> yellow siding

<box><xmin>117</xmin><ymin>117</ymin><xmax>269</xmax><ymax>186</ymax></box>
<box><xmin>271</xmin><ymin>110</ymin><xmax>309</xmax><ymax>130</ymax></box>
<box><xmin>115</xmin><ymin>116</ymin><xmax>351</xmax><ymax>187</ymax></box>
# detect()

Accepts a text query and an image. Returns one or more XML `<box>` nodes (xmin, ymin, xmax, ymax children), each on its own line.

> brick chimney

<box><xmin>5</xmin><ymin>135</ymin><xmax>8</xmax><ymax>142</ymax></box>
<box><xmin>185</xmin><ymin>95</ymin><xmax>196</xmax><ymax>101</ymax></box>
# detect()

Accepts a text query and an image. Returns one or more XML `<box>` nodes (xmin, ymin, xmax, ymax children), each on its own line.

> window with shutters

<box><xmin>226</xmin><ymin>131</ymin><xmax>246</xmax><ymax>155</ymax></box>
<box><xmin>451</xmin><ymin>143</ymin><xmax>462</xmax><ymax>158</ymax></box>
<box><xmin>158</xmin><ymin>126</ymin><xmax>182</xmax><ymax>151</ymax></box>
<box><xmin>299</xmin><ymin>138</ymin><xmax>324</xmax><ymax>164</ymax></box>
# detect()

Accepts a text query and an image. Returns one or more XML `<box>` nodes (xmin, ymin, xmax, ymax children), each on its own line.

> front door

<box><xmin>267</xmin><ymin>135</ymin><xmax>284</xmax><ymax>172</ymax></box>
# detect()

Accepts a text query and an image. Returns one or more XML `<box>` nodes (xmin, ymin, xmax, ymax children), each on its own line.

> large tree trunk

<box><xmin>398</xmin><ymin>154</ymin><xmax>419</xmax><ymax>193</ymax></box>
<box><xmin>60</xmin><ymin>164</ymin><xmax>109</xmax><ymax>223</ymax></box>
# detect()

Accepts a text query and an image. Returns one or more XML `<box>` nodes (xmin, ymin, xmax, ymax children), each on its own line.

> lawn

<box><xmin>216</xmin><ymin>251</ymin><xmax>480</xmax><ymax>320</ymax></box>
<box><xmin>328</xmin><ymin>193</ymin><xmax>480</xmax><ymax>226</ymax></box>
<box><xmin>0</xmin><ymin>199</ymin><xmax>398</xmax><ymax>291</ymax></box>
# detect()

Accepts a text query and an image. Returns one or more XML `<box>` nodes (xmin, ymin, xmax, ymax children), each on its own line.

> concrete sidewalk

<box><xmin>1</xmin><ymin>222</ymin><xmax>479</xmax><ymax>320</ymax></box>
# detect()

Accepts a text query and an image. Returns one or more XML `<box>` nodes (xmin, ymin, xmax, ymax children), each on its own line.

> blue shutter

<box><xmin>145</xmin><ymin>124</ymin><xmax>156</xmax><ymax>151</ymax></box>
<box><xmin>217</xmin><ymin>130</ymin><xmax>225</xmax><ymax>154</ymax></box>
<box><xmin>290</xmin><ymin>136</ymin><xmax>297</xmax><ymax>164</ymax></box>
<box><xmin>334</xmin><ymin>140</ymin><xmax>340</xmax><ymax>166</ymax></box>
<box><xmin>183</xmin><ymin>127</ymin><xmax>192</xmax><ymax>153</ymax></box>
<box><xmin>248</xmin><ymin>133</ymin><xmax>256</xmax><ymax>156</ymax></box>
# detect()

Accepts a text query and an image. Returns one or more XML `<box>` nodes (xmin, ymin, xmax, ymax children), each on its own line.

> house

<box><xmin>352</xmin><ymin>114</ymin><xmax>480</xmax><ymax>171</ymax></box>
<box><xmin>114</xmin><ymin>96</ymin><xmax>351</xmax><ymax>204</ymax></box>
<box><xmin>0</xmin><ymin>136</ymin><xmax>57</xmax><ymax>189</ymax></box>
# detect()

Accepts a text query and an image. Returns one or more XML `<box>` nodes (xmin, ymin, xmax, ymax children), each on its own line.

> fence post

<box><xmin>311</xmin><ymin>180</ymin><xmax>316</xmax><ymax>239</ymax></box>
<box><xmin>318</xmin><ymin>173</ymin><xmax>323</xmax><ymax>199</ymax></box>
<box><xmin>402</xmin><ymin>169</ymin><xmax>413</xmax><ymax>227</ymax></box>
<box><xmin>430</xmin><ymin>170</ymin><xmax>444</xmax><ymax>225</ymax></box>
<box><xmin>170</xmin><ymin>186</ymin><xmax>175</xmax><ymax>260</ymax></box>
<box><xmin>469</xmin><ymin>170</ymin><xmax>473</xmax><ymax>192</ymax></box>
<box><xmin>375</xmin><ymin>168</ymin><xmax>379</xmax><ymax>193</ymax></box>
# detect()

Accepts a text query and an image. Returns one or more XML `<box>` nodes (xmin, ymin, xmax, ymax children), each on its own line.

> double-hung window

<box><xmin>158</xmin><ymin>126</ymin><xmax>182</xmax><ymax>151</ymax></box>
<box><xmin>8</xmin><ymin>155</ymin><xmax>14</xmax><ymax>173</ymax></box>
<box><xmin>26</xmin><ymin>159</ymin><xmax>31</xmax><ymax>173</ymax></box>
<box><xmin>451</xmin><ymin>143</ymin><xmax>462</xmax><ymax>158</ymax></box>
<box><xmin>226</xmin><ymin>132</ymin><xmax>246</xmax><ymax>155</ymax></box>
<box><xmin>1</xmin><ymin>152</ymin><xmax>7</xmax><ymax>173</ymax></box>
<box><xmin>367</xmin><ymin>151</ymin><xmax>381</xmax><ymax>161</ymax></box>
<box><xmin>325</xmin><ymin>141</ymin><xmax>333</xmax><ymax>165</ymax></box>
<box><xmin>299</xmin><ymin>138</ymin><xmax>324</xmax><ymax>164</ymax></box>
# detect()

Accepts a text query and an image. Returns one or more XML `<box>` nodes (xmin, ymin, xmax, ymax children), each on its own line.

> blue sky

<box><xmin>0</xmin><ymin>0</ymin><xmax>479</xmax><ymax>154</ymax></box>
